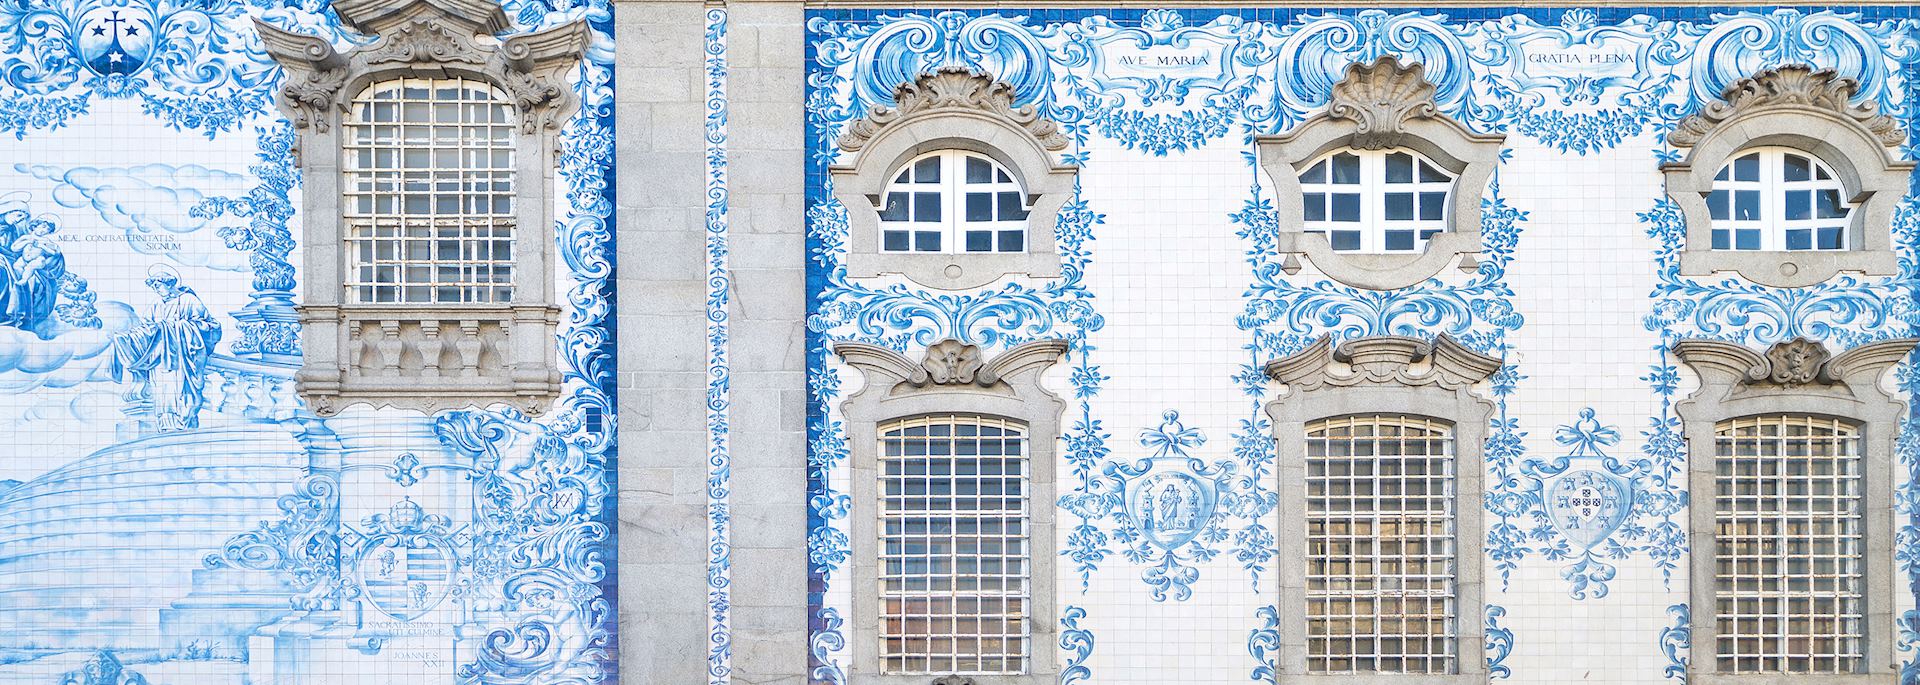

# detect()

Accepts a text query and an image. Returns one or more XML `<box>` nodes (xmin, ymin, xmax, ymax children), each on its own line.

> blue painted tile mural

<box><xmin>0</xmin><ymin>0</ymin><xmax>619</xmax><ymax>683</ymax></box>
<box><xmin>797</xmin><ymin>5</ymin><xmax>1920</xmax><ymax>683</ymax></box>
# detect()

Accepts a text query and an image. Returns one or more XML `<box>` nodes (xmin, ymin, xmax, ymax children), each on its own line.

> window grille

<box><xmin>344</xmin><ymin>77</ymin><xmax>517</xmax><ymax>304</ymax></box>
<box><xmin>1714</xmin><ymin>414</ymin><xmax>1864</xmax><ymax>674</ymax></box>
<box><xmin>1709</xmin><ymin>148</ymin><xmax>1852</xmax><ymax>252</ymax></box>
<box><xmin>1300</xmin><ymin>149</ymin><xmax>1453</xmax><ymax>254</ymax></box>
<box><xmin>878</xmin><ymin>414</ymin><xmax>1030</xmax><ymax>675</ymax></box>
<box><xmin>878</xmin><ymin>150</ymin><xmax>1029</xmax><ymax>255</ymax></box>
<box><xmin>1304</xmin><ymin>414</ymin><xmax>1457</xmax><ymax>674</ymax></box>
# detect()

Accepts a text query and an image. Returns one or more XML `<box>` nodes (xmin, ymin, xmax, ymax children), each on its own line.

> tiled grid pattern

<box><xmin>878</xmin><ymin>414</ymin><xmax>1031</xmax><ymax>675</ymax></box>
<box><xmin>1714</xmin><ymin>414</ymin><xmax>1865</xmax><ymax>674</ymax></box>
<box><xmin>1304</xmin><ymin>414</ymin><xmax>1458</xmax><ymax>675</ymax></box>
<box><xmin>344</xmin><ymin>77</ymin><xmax>517</xmax><ymax>304</ymax></box>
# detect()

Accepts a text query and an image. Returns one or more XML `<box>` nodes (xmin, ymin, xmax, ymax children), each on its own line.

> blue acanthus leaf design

<box><xmin>1485</xmin><ymin>605</ymin><xmax>1515</xmax><ymax>680</ymax></box>
<box><xmin>1660</xmin><ymin>603</ymin><xmax>1690</xmax><ymax>681</ymax></box>
<box><xmin>1248</xmin><ymin>605</ymin><xmax>1279</xmax><ymax>683</ymax></box>
<box><xmin>1058</xmin><ymin>605</ymin><xmax>1093</xmax><ymax>684</ymax></box>
<box><xmin>205</xmin><ymin>473</ymin><xmax>345</xmax><ymax>610</ymax></box>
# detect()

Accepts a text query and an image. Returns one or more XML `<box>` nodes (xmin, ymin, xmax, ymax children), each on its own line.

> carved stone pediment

<box><xmin>1669</xmin><ymin>64</ymin><xmax>1904</xmax><ymax>149</ymax></box>
<box><xmin>1671</xmin><ymin>336</ymin><xmax>1916</xmax><ymax>391</ymax></box>
<box><xmin>835</xmin><ymin>338</ymin><xmax>1068</xmax><ymax>393</ymax></box>
<box><xmin>839</xmin><ymin>67</ymin><xmax>1067</xmax><ymax>153</ymax></box>
<box><xmin>253</xmin><ymin>0</ymin><xmax>587</xmax><ymax>134</ymax></box>
<box><xmin>1265</xmin><ymin>334</ymin><xmax>1501</xmax><ymax>392</ymax></box>
<box><xmin>1326</xmin><ymin>55</ymin><xmax>1442</xmax><ymax>151</ymax></box>
<box><xmin>930</xmin><ymin>677</ymin><xmax>976</xmax><ymax>685</ymax></box>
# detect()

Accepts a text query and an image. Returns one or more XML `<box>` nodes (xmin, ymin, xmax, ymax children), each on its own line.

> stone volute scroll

<box><xmin>1259</xmin><ymin>332</ymin><xmax>1500</xmax><ymax>683</ymax></box>
<box><xmin>831</xmin><ymin>68</ymin><xmax>1078</xmax><ymax>290</ymax></box>
<box><xmin>253</xmin><ymin>0</ymin><xmax>588</xmax><ymax>416</ymax></box>
<box><xmin>1255</xmin><ymin>56</ymin><xmax>1505</xmax><ymax>291</ymax></box>
<box><xmin>1669</xmin><ymin>335</ymin><xmax>1917</xmax><ymax>683</ymax></box>
<box><xmin>1663</xmin><ymin>65</ymin><xmax>1914</xmax><ymax>288</ymax></box>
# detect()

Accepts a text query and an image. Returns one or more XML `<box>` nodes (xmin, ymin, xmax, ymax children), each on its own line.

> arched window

<box><xmin>344</xmin><ymin>77</ymin><xmax>517</xmax><ymax>304</ymax></box>
<box><xmin>1264</xmin><ymin>334</ymin><xmax>1499</xmax><ymax>683</ymax></box>
<box><xmin>878</xmin><ymin>414</ymin><xmax>1031</xmax><ymax>675</ymax></box>
<box><xmin>1304</xmin><ymin>413</ymin><xmax>1458</xmax><ymax>674</ymax></box>
<box><xmin>1712</xmin><ymin>414</ymin><xmax>1863</xmax><ymax>674</ymax></box>
<box><xmin>878</xmin><ymin>150</ymin><xmax>1030</xmax><ymax>255</ymax></box>
<box><xmin>1708</xmin><ymin>148</ymin><xmax>1852</xmax><ymax>252</ymax></box>
<box><xmin>834</xmin><ymin>338</ymin><xmax>1068</xmax><ymax>682</ymax></box>
<box><xmin>257</xmin><ymin>6</ymin><xmax>585</xmax><ymax>415</ymax></box>
<box><xmin>1300</xmin><ymin>149</ymin><xmax>1453</xmax><ymax>254</ymax></box>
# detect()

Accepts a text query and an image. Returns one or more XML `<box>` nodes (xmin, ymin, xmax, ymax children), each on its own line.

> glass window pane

<box><xmin>965</xmin><ymin>156</ymin><xmax>991</xmax><ymax>183</ymax></box>
<box><xmin>1734</xmin><ymin>190</ymin><xmax>1761</xmax><ymax>221</ymax></box>
<box><xmin>1708</xmin><ymin>190</ymin><xmax>1730</xmax><ymax>221</ymax></box>
<box><xmin>1783</xmin><ymin>154</ymin><xmax>1811</xmax><ymax>182</ymax></box>
<box><xmin>999</xmin><ymin>230</ymin><xmax>1024</xmax><ymax>252</ymax></box>
<box><xmin>1733</xmin><ymin>153</ymin><xmax>1760</xmax><ymax>182</ymax></box>
<box><xmin>997</xmin><ymin>192</ymin><xmax>1027</xmax><ymax>221</ymax></box>
<box><xmin>1384</xmin><ymin>230</ymin><xmax>1414</xmax><ymax>251</ymax></box>
<box><xmin>1817</xmin><ymin>227</ymin><xmax>1843</xmax><ymax>250</ymax></box>
<box><xmin>913</xmin><ymin>156</ymin><xmax>941</xmax><ymax>183</ymax></box>
<box><xmin>1385</xmin><ymin>193</ymin><xmax>1414</xmax><ymax>221</ymax></box>
<box><xmin>1816</xmin><ymin>189</ymin><xmax>1845</xmax><ymax>219</ymax></box>
<box><xmin>1785</xmin><ymin>190</ymin><xmax>1811</xmax><ymax>221</ymax></box>
<box><xmin>1385</xmin><ymin>152</ymin><xmax>1413</xmax><ymax>184</ymax></box>
<box><xmin>1331</xmin><ymin>230</ymin><xmax>1361</xmax><ymax>252</ymax></box>
<box><xmin>1331</xmin><ymin>153</ymin><xmax>1361</xmax><ymax>184</ymax></box>
<box><xmin>914</xmin><ymin>231</ymin><xmax>941</xmax><ymax>252</ymax></box>
<box><xmin>1418</xmin><ymin>192</ymin><xmax>1445</xmax><ymax>221</ymax></box>
<box><xmin>965</xmin><ymin>230</ymin><xmax>992</xmax><ymax>252</ymax></box>
<box><xmin>913</xmin><ymin>193</ymin><xmax>942</xmax><ymax>222</ymax></box>
<box><xmin>966</xmin><ymin>193</ymin><xmax>992</xmax><ymax>222</ymax></box>
<box><xmin>1712</xmin><ymin>228</ymin><xmax>1730</xmax><ymax>250</ymax></box>
<box><xmin>1418</xmin><ymin>161</ymin><xmax>1447</xmax><ymax>183</ymax></box>
<box><xmin>881</xmin><ymin>193</ymin><xmax>909</xmax><ymax>221</ymax></box>
<box><xmin>1331</xmin><ymin>193</ymin><xmax>1361</xmax><ymax>222</ymax></box>
<box><xmin>1785</xmin><ymin>228</ymin><xmax>1811</xmax><ymax>251</ymax></box>
<box><xmin>1735</xmin><ymin>228</ymin><xmax>1760</xmax><ymax>251</ymax></box>
<box><xmin>1301</xmin><ymin>161</ymin><xmax>1326</xmax><ymax>184</ymax></box>
<box><xmin>1304</xmin><ymin>193</ymin><xmax>1326</xmax><ymax>222</ymax></box>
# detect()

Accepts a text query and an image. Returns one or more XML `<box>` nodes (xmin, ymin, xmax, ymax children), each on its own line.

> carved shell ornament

<box><xmin>1761</xmin><ymin>337</ymin><xmax>1832</xmax><ymax>386</ymax></box>
<box><xmin>838</xmin><ymin>67</ymin><xmax>1069</xmax><ymax>153</ymax></box>
<box><xmin>1669</xmin><ymin>64</ymin><xmax>1906</xmax><ymax>149</ymax></box>
<box><xmin>916</xmin><ymin>338</ymin><xmax>985</xmax><ymax>386</ymax></box>
<box><xmin>1327</xmin><ymin>55</ymin><xmax>1441</xmax><ymax>151</ymax></box>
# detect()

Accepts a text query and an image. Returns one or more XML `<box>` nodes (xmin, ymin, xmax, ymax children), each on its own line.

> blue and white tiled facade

<box><xmin>0</xmin><ymin>0</ymin><xmax>619</xmax><ymax>683</ymax></box>
<box><xmin>0</xmin><ymin>1</ymin><xmax>1919</xmax><ymax>683</ymax></box>
<box><xmin>790</xmin><ymin>5</ymin><xmax>1920</xmax><ymax>684</ymax></box>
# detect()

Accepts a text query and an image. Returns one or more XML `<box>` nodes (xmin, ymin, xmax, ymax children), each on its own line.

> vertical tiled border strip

<box><xmin>703</xmin><ymin>5</ymin><xmax>735</xmax><ymax>684</ymax></box>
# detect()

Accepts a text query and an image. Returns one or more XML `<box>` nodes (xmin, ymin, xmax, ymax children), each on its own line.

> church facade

<box><xmin>0</xmin><ymin>0</ymin><xmax>1918</xmax><ymax>684</ymax></box>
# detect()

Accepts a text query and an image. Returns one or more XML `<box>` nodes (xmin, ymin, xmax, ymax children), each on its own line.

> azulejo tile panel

<box><xmin>800</xmin><ymin>6</ymin><xmax>1920</xmax><ymax>684</ymax></box>
<box><xmin>0</xmin><ymin>0</ymin><xmax>619</xmax><ymax>683</ymax></box>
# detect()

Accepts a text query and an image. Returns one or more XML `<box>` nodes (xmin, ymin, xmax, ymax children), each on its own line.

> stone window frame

<box><xmin>833</xmin><ymin>338</ymin><xmax>1070</xmax><ymax>684</ymax></box>
<box><xmin>1663</xmin><ymin>65</ymin><xmax>1915</xmax><ymax>288</ymax></box>
<box><xmin>254</xmin><ymin>0</ymin><xmax>587</xmax><ymax>416</ymax></box>
<box><xmin>1671</xmin><ymin>336</ymin><xmax>1918</xmax><ymax>685</ymax></box>
<box><xmin>1262</xmin><ymin>333</ymin><xmax>1501</xmax><ymax>684</ymax></box>
<box><xmin>832</xmin><ymin>68</ymin><xmax>1077</xmax><ymax>290</ymax></box>
<box><xmin>1255</xmin><ymin>56</ymin><xmax>1504</xmax><ymax>291</ymax></box>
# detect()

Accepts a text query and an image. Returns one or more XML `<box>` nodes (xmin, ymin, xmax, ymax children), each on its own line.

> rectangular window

<box><xmin>1714</xmin><ymin>414</ymin><xmax>1864</xmax><ymax>674</ymax></box>
<box><xmin>879</xmin><ymin>415</ymin><xmax>1030</xmax><ymax>675</ymax></box>
<box><xmin>1305</xmin><ymin>414</ymin><xmax>1457</xmax><ymax>675</ymax></box>
<box><xmin>344</xmin><ymin>77</ymin><xmax>516</xmax><ymax>304</ymax></box>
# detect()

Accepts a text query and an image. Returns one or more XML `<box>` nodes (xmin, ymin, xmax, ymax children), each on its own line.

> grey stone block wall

<box><xmin>726</xmin><ymin>1</ymin><xmax>811</xmax><ymax>683</ymax></box>
<box><xmin>618</xmin><ymin>0</ymin><xmax>717</xmax><ymax>682</ymax></box>
<box><xmin>620</xmin><ymin>0</ymin><xmax>809</xmax><ymax>682</ymax></box>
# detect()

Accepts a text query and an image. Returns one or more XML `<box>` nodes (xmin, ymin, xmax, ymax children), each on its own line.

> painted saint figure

<box><xmin>110</xmin><ymin>265</ymin><xmax>222</xmax><ymax>431</ymax></box>
<box><xmin>10</xmin><ymin>217</ymin><xmax>65</xmax><ymax>333</ymax></box>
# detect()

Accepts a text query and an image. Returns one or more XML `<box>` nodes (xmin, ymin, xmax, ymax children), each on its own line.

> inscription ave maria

<box><xmin>1115</xmin><ymin>53</ymin><xmax>1213</xmax><ymax>68</ymax></box>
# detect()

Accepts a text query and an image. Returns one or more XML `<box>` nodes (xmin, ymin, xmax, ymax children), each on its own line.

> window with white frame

<box><xmin>1300</xmin><ymin>149</ymin><xmax>1453</xmax><ymax>254</ymax></box>
<box><xmin>1304</xmin><ymin>414</ymin><xmax>1458</xmax><ymax>675</ymax></box>
<box><xmin>344</xmin><ymin>77</ymin><xmax>517</xmax><ymax>304</ymax></box>
<box><xmin>1713</xmin><ymin>414</ymin><xmax>1864</xmax><ymax>674</ymax></box>
<box><xmin>879</xmin><ymin>150</ymin><xmax>1030</xmax><ymax>255</ymax></box>
<box><xmin>879</xmin><ymin>414</ymin><xmax>1031</xmax><ymax>675</ymax></box>
<box><xmin>1708</xmin><ymin>148</ymin><xmax>1853</xmax><ymax>252</ymax></box>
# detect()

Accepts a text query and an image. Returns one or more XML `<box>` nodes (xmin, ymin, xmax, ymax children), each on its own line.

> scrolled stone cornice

<box><xmin>838</xmin><ymin>67</ymin><xmax>1068</xmax><ymax>153</ymax></box>
<box><xmin>1265</xmin><ymin>334</ymin><xmax>1501</xmax><ymax>392</ymax></box>
<box><xmin>1671</xmin><ymin>336</ymin><xmax>1918</xmax><ymax>390</ymax></box>
<box><xmin>834</xmin><ymin>338</ymin><xmax>1069</xmax><ymax>392</ymax></box>
<box><xmin>1669</xmin><ymin>64</ymin><xmax>1904</xmax><ymax>149</ymax></box>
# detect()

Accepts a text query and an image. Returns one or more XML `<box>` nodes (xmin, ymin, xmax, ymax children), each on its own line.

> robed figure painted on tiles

<box><xmin>110</xmin><ymin>265</ymin><xmax>221</xmax><ymax>431</ymax></box>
